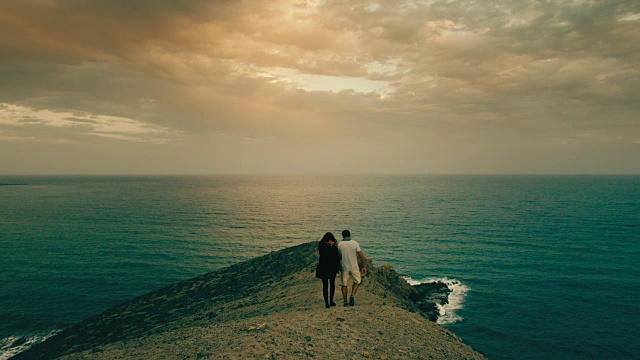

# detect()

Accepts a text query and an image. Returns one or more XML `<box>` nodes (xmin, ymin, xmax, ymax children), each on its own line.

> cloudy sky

<box><xmin>1</xmin><ymin>0</ymin><xmax>638</xmax><ymax>174</ymax></box>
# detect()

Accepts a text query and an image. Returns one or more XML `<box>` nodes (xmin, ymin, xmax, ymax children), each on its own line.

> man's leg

<box><xmin>349</xmin><ymin>283</ymin><xmax>358</xmax><ymax>306</ymax></box>
<box><xmin>351</xmin><ymin>282</ymin><xmax>359</xmax><ymax>296</ymax></box>
<box><xmin>348</xmin><ymin>271</ymin><xmax>362</xmax><ymax>306</ymax></box>
<box><xmin>341</xmin><ymin>271</ymin><xmax>349</xmax><ymax>304</ymax></box>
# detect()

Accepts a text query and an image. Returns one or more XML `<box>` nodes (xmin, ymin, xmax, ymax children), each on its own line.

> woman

<box><xmin>316</xmin><ymin>232</ymin><xmax>341</xmax><ymax>308</ymax></box>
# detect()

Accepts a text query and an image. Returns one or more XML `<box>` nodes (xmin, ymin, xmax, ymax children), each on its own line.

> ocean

<box><xmin>0</xmin><ymin>175</ymin><xmax>638</xmax><ymax>359</ymax></box>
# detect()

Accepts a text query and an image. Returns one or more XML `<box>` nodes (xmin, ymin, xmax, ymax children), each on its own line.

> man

<box><xmin>337</xmin><ymin>229</ymin><xmax>367</xmax><ymax>306</ymax></box>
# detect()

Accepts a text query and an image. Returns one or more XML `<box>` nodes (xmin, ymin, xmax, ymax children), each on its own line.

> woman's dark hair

<box><xmin>318</xmin><ymin>232</ymin><xmax>337</xmax><ymax>248</ymax></box>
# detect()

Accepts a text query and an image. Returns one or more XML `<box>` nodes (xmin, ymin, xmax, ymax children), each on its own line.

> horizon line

<box><xmin>1</xmin><ymin>173</ymin><xmax>639</xmax><ymax>176</ymax></box>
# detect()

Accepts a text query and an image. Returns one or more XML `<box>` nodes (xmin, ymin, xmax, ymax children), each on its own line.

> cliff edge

<box><xmin>13</xmin><ymin>242</ymin><xmax>486</xmax><ymax>360</ymax></box>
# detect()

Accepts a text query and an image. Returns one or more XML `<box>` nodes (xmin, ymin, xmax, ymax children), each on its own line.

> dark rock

<box><xmin>368</xmin><ymin>264</ymin><xmax>414</xmax><ymax>301</ymax></box>
<box><xmin>409</xmin><ymin>282</ymin><xmax>451</xmax><ymax>322</ymax></box>
<box><xmin>411</xmin><ymin>282</ymin><xmax>450</xmax><ymax>304</ymax></box>
<box><xmin>11</xmin><ymin>337</ymin><xmax>27</xmax><ymax>347</ymax></box>
<box><xmin>206</xmin><ymin>312</ymin><xmax>218</xmax><ymax>320</ymax></box>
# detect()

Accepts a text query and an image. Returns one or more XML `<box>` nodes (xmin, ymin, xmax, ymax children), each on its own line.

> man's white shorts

<box><xmin>341</xmin><ymin>269</ymin><xmax>361</xmax><ymax>286</ymax></box>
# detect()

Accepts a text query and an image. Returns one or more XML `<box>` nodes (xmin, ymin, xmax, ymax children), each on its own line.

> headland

<box><xmin>13</xmin><ymin>242</ymin><xmax>486</xmax><ymax>359</ymax></box>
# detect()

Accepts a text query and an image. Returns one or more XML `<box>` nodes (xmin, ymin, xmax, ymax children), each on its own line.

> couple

<box><xmin>316</xmin><ymin>230</ymin><xmax>367</xmax><ymax>308</ymax></box>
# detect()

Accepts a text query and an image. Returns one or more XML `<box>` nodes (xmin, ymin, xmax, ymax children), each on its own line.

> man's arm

<box><xmin>357</xmin><ymin>251</ymin><xmax>367</xmax><ymax>275</ymax></box>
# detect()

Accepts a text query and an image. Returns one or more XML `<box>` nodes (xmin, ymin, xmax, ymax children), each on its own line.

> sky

<box><xmin>1</xmin><ymin>0</ymin><xmax>639</xmax><ymax>174</ymax></box>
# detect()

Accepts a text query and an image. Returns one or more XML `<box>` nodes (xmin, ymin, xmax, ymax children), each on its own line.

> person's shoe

<box><xmin>343</xmin><ymin>301</ymin><xmax>349</xmax><ymax>307</ymax></box>
<box><xmin>349</xmin><ymin>296</ymin><xmax>355</xmax><ymax>306</ymax></box>
<box><xmin>330</xmin><ymin>301</ymin><xmax>337</xmax><ymax>307</ymax></box>
<box><xmin>325</xmin><ymin>304</ymin><xmax>331</xmax><ymax>308</ymax></box>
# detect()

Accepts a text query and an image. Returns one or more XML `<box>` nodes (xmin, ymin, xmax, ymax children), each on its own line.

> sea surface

<box><xmin>1</xmin><ymin>175</ymin><xmax>638</xmax><ymax>359</ymax></box>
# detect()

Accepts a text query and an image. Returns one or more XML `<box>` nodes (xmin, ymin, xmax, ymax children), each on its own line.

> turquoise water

<box><xmin>1</xmin><ymin>175</ymin><xmax>638</xmax><ymax>359</ymax></box>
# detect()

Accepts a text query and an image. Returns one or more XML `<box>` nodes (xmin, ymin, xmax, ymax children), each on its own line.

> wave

<box><xmin>403</xmin><ymin>276</ymin><xmax>470</xmax><ymax>325</ymax></box>
<box><xmin>0</xmin><ymin>330</ymin><xmax>60</xmax><ymax>360</ymax></box>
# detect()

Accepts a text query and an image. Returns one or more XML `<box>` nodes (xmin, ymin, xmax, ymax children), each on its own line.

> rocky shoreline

<box><xmin>411</xmin><ymin>282</ymin><xmax>451</xmax><ymax>322</ymax></box>
<box><xmin>13</xmin><ymin>242</ymin><xmax>484</xmax><ymax>359</ymax></box>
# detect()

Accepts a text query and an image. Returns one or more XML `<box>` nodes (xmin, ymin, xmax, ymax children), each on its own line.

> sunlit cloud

<box><xmin>0</xmin><ymin>103</ymin><xmax>181</xmax><ymax>144</ymax></box>
<box><xmin>264</xmin><ymin>67</ymin><xmax>392</xmax><ymax>94</ymax></box>
<box><xmin>0</xmin><ymin>0</ymin><xmax>638</xmax><ymax>174</ymax></box>
<box><xmin>619</xmin><ymin>12</ymin><xmax>640</xmax><ymax>22</ymax></box>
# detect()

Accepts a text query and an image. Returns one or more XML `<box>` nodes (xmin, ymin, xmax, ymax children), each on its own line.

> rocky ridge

<box><xmin>13</xmin><ymin>241</ymin><xmax>484</xmax><ymax>360</ymax></box>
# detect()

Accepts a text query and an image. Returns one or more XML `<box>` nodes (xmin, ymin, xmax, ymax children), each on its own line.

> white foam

<box><xmin>0</xmin><ymin>330</ymin><xmax>60</xmax><ymax>360</ymax></box>
<box><xmin>403</xmin><ymin>276</ymin><xmax>470</xmax><ymax>325</ymax></box>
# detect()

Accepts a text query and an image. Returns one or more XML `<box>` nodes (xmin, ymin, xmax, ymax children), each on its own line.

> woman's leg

<box><xmin>329</xmin><ymin>276</ymin><xmax>336</xmax><ymax>306</ymax></box>
<box><xmin>322</xmin><ymin>278</ymin><xmax>329</xmax><ymax>307</ymax></box>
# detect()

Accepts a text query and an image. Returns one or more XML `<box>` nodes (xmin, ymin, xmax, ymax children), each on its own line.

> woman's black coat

<box><xmin>316</xmin><ymin>243</ymin><xmax>341</xmax><ymax>279</ymax></box>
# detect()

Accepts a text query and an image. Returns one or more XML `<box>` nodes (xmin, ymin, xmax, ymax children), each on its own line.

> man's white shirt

<box><xmin>337</xmin><ymin>240</ymin><xmax>361</xmax><ymax>272</ymax></box>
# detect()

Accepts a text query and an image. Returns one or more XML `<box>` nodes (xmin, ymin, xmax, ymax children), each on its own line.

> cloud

<box><xmin>0</xmin><ymin>0</ymin><xmax>638</xmax><ymax>173</ymax></box>
<box><xmin>0</xmin><ymin>103</ymin><xmax>180</xmax><ymax>144</ymax></box>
